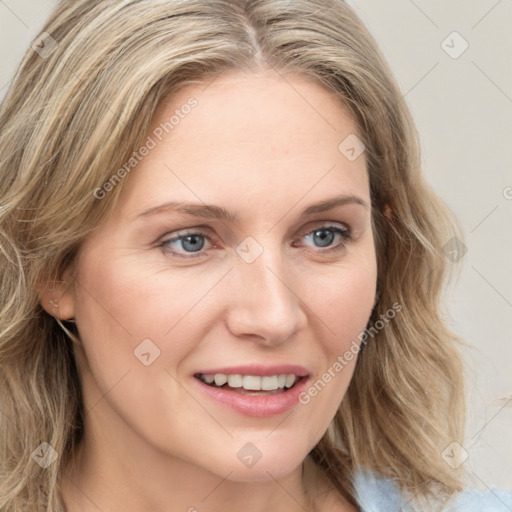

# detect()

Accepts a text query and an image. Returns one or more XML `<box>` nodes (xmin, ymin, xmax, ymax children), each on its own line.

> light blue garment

<box><xmin>353</xmin><ymin>469</ymin><xmax>512</xmax><ymax>511</ymax></box>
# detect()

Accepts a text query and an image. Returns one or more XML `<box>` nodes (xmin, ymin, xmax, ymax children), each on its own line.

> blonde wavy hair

<box><xmin>0</xmin><ymin>0</ymin><xmax>466</xmax><ymax>510</ymax></box>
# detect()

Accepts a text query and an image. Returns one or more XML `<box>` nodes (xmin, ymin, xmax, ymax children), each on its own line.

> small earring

<box><xmin>49</xmin><ymin>298</ymin><xmax>58</xmax><ymax>308</ymax></box>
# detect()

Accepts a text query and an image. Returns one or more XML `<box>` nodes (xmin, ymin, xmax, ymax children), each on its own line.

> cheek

<box><xmin>71</xmin><ymin>251</ymin><xmax>235</xmax><ymax>415</ymax></box>
<box><xmin>296</xmin><ymin>252</ymin><xmax>377</xmax><ymax>419</ymax></box>
<box><xmin>311</xmin><ymin>251</ymin><xmax>378</xmax><ymax>350</ymax></box>
<box><xmin>331</xmin><ymin>267</ymin><xmax>376</xmax><ymax>337</ymax></box>
<box><xmin>71</xmin><ymin>254</ymin><xmax>218</xmax><ymax>452</ymax></box>
<box><xmin>74</xmin><ymin>250</ymin><xmax>223</xmax><ymax>341</ymax></box>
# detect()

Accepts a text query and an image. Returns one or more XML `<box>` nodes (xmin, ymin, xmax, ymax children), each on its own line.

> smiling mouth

<box><xmin>194</xmin><ymin>373</ymin><xmax>305</xmax><ymax>395</ymax></box>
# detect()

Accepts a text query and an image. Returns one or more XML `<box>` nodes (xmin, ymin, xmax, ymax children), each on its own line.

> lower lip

<box><xmin>193</xmin><ymin>376</ymin><xmax>309</xmax><ymax>417</ymax></box>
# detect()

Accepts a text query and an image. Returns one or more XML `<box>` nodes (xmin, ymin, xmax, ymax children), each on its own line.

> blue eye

<box><xmin>160</xmin><ymin>224</ymin><xmax>351</xmax><ymax>259</ymax></box>
<box><xmin>161</xmin><ymin>231</ymin><xmax>210</xmax><ymax>258</ymax></box>
<box><xmin>302</xmin><ymin>225</ymin><xmax>350</xmax><ymax>250</ymax></box>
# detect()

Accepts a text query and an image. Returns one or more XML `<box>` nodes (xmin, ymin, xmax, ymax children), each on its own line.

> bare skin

<box><xmin>42</xmin><ymin>68</ymin><xmax>374</xmax><ymax>512</ymax></box>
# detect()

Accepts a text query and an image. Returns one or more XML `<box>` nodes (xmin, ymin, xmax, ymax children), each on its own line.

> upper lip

<box><xmin>194</xmin><ymin>364</ymin><xmax>310</xmax><ymax>377</ymax></box>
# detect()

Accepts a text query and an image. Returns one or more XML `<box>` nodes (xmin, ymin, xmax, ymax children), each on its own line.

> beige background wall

<box><xmin>1</xmin><ymin>0</ymin><xmax>511</xmax><ymax>490</ymax></box>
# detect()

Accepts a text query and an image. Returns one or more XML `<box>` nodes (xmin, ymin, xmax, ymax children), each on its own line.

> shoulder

<box><xmin>449</xmin><ymin>487</ymin><xmax>512</xmax><ymax>512</ymax></box>
<box><xmin>352</xmin><ymin>469</ymin><xmax>512</xmax><ymax>512</ymax></box>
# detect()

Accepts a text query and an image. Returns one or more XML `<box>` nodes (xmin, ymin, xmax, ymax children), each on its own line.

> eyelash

<box><xmin>159</xmin><ymin>224</ymin><xmax>352</xmax><ymax>260</ymax></box>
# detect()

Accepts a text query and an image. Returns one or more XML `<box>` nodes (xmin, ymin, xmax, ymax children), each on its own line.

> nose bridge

<box><xmin>226</xmin><ymin>235</ymin><xmax>306</xmax><ymax>342</ymax></box>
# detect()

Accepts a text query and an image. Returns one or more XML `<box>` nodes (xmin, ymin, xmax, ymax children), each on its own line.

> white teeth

<box><xmin>203</xmin><ymin>374</ymin><xmax>215</xmax><ymax>384</ymax></box>
<box><xmin>200</xmin><ymin>373</ymin><xmax>299</xmax><ymax>391</ymax></box>
<box><xmin>261</xmin><ymin>375</ymin><xmax>278</xmax><ymax>390</ymax></box>
<box><xmin>242</xmin><ymin>375</ymin><xmax>261</xmax><ymax>390</ymax></box>
<box><xmin>285</xmin><ymin>374</ymin><xmax>296</xmax><ymax>388</ymax></box>
<box><xmin>227</xmin><ymin>374</ymin><xmax>242</xmax><ymax>388</ymax></box>
<box><xmin>214</xmin><ymin>374</ymin><xmax>227</xmax><ymax>386</ymax></box>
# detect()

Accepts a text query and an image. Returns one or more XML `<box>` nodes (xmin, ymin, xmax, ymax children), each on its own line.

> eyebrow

<box><xmin>134</xmin><ymin>194</ymin><xmax>368</xmax><ymax>222</ymax></box>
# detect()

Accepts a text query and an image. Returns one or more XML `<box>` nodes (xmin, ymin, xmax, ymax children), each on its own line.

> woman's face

<box><xmin>56</xmin><ymin>70</ymin><xmax>377</xmax><ymax>482</ymax></box>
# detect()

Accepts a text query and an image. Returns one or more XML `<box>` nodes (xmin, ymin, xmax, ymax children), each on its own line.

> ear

<box><xmin>38</xmin><ymin>266</ymin><xmax>76</xmax><ymax>321</ymax></box>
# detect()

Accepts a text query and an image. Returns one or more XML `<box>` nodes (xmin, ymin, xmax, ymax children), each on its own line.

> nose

<box><xmin>224</xmin><ymin>242</ymin><xmax>308</xmax><ymax>346</ymax></box>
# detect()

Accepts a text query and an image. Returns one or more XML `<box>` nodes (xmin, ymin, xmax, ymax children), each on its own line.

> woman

<box><xmin>0</xmin><ymin>1</ymin><xmax>510</xmax><ymax>510</ymax></box>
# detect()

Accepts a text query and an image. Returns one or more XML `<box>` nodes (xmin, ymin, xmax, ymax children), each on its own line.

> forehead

<box><xmin>153</xmin><ymin>69</ymin><xmax>360</xmax><ymax>144</ymax></box>
<box><xmin>118</xmin><ymin>70</ymin><xmax>369</xmax><ymax>220</ymax></box>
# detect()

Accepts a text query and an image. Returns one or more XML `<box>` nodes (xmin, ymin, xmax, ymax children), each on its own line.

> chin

<box><xmin>212</xmin><ymin>443</ymin><xmax>307</xmax><ymax>483</ymax></box>
<box><xmin>222</xmin><ymin>461</ymin><xmax>301</xmax><ymax>483</ymax></box>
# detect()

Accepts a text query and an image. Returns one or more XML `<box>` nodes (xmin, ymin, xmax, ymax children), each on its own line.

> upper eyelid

<box><xmin>161</xmin><ymin>221</ymin><xmax>350</xmax><ymax>240</ymax></box>
<box><xmin>160</xmin><ymin>222</ymin><xmax>351</xmax><ymax>251</ymax></box>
